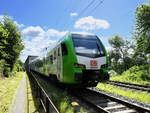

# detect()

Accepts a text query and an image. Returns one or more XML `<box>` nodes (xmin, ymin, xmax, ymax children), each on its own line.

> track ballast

<box><xmin>69</xmin><ymin>88</ymin><xmax>150</xmax><ymax>113</ymax></box>
<box><xmin>108</xmin><ymin>80</ymin><xmax>150</xmax><ymax>92</ymax></box>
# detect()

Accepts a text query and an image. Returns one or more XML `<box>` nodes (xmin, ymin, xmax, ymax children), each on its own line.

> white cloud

<box><xmin>21</xmin><ymin>26</ymin><xmax>67</xmax><ymax>62</ymax></box>
<box><xmin>70</xmin><ymin>12</ymin><xmax>78</xmax><ymax>17</ymax></box>
<box><xmin>0</xmin><ymin>15</ymin><xmax>3</xmax><ymax>20</ymax></box>
<box><xmin>74</xmin><ymin>16</ymin><xmax>110</xmax><ymax>30</ymax></box>
<box><xmin>45</xmin><ymin>29</ymin><xmax>67</xmax><ymax>38</ymax></box>
<box><xmin>22</xmin><ymin>26</ymin><xmax>44</xmax><ymax>38</ymax></box>
<box><xmin>14</xmin><ymin>21</ymin><xmax>24</xmax><ymax>28</ymax></box>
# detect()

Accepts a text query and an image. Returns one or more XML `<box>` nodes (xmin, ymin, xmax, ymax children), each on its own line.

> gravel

<box><xmin>94</xmin><ymin>87</ymin><xmax>150</xmax><ymax>109</ymax></box>
<box><xmin>109</xmin><ymin>83</ymin><xmax>150</xmax><ymax>94</ymax></box>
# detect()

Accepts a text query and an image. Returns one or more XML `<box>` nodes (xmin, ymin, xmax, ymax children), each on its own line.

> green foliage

<box><xmin>109</xmin><ymin>34</ymin><xmax>125</xmax><ymax>48</ymax></box>
<box><xmin>111</xmin><ymin>64</ymin><xmax>150</xmax><ymax>85</ymax></box>
<box><xmin>134</xmin><ymin>1</ymin><xmax>150</xmax><ymax>61</ymax></box>
<box><xmin>3</xmin><ymin>66</ymin><xmax>11</xmax><ymax>77</ymax></box>
<box><xmin>50</xmin><ymin>91</ymin><xmax>74</xmax><ymax>113</ymax></box>
<box><xmin>0</xmin><ymin>24</ymin><xmax>9</xmax><ymax>60</ymax></box>
<box><xmin>0</xmin><ymin>15</ymin><xmax>24</xmax><ymax>77</ymax></box>
<box><xmin>97</xmin><ymin>83</ymin><xmax>150</xmax><ymax>103</ymax></box>
<box><xmin>108</xmin><ymin>34</ymin><xmax>134</xmax><ymax>74</ymax></box>
<box><xmin>0</xmin><ymin>72</ymin><xmax>23</xmax><ymax>113</ymax></box>
<box><xmin>13</xmin><ymin>59</ymin><xmax>24</xmax><ymax>72</ymax></box>
<box><xmin>0</xmin><ymin>60</ymin><xmax>5</xmax><ymax>77</ymax></box>
<box><xmin>109</xmin><ymin>1</ymin><xmax>150</xmax><ymax>75</ymax></box>
<box><xmin>2</xmin><ymin>15</ymin><xmax>24</xmax><ymax>71</ymax></box>
<box><xmin>136</xmin><ymin>1</ymin><xmax>150</xmax><ymax>34</ymax></box>
<box><xmin>36</xmin><ymin>77</ymin><xmax>75</xmax><ymax>113</ymax></box>
<box><xmin>109</xmin><ymin>70</ymin><xmax>118</xmax><ymax>76</ymax></box>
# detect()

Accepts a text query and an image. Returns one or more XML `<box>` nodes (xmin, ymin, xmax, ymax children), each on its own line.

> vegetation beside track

<box><xmin>0</xmin><ymin>15</ymin><xmax>24</xmax><ymax>78</ymax></box>
<box><xmin>0</xmin><ymin>72</ymin><xmax>23</xmax><ymax>113</ymax></box>
<box><xmin>33</xmin><ymin>74</ymin><xmax>75</xmax><ymax>113</ymax></box>
<box><xmin>24</xmin><ymin>73</ymin><xmax>44</xmax><ymax>113</ymax></box>
<box><xmin>97</xmin><ymin>83</ymin><xmax>150</xmax><ymax>103</ymax></box>
<box><xmin>110</xmin><ymin>64</ymin><xmax>150</xmax><ymax>85</ymax></box>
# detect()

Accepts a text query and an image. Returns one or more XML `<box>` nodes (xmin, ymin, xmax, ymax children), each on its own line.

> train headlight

<box><xmin>74</xmin><ymin>63</ymin><xmax>86</xmax><ymax>68</ymax></box>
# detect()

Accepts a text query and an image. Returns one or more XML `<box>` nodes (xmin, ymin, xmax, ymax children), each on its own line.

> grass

<box><xmin>24</xmin><ymin>74</ymin><xmax>44</xmax><ymax>113</ymax></box>
<box><xmin>32</xmin><ymin>73</ymin><xmax>85</xmax><ymax>113</ymax></box>
<box><xmin>34</xmin><ymin>75</ymin><xmax>75</xmax><ymax>113</ymax></box>
<box><xmin>110</xmin><ymin>64</ymin><xmax>150</xmax><ymax>85</ymax></box>
<box><xmin>0</xmin><ymin>72</ymin><xmax>24</xmax><ymax>113</ymax></box>
<box><xmin>97</xmin><ymin>83</ymin><xmax>150</xmax><ymax>103</ymax></box>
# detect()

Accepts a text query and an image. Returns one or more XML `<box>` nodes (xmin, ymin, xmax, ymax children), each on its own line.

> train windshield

<box><xmin>72</xmin><ymin>34</ymin><xmax>105</xmax><ymax>58</ymax></box>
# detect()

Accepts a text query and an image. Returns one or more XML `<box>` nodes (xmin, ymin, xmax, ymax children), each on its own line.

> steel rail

<box><xmin>69</xmin><ymin>89</ymin><xmax>109</xmax><ymax>113</ymax></box>
<box><xmin>27</xmin><ymin>70</ymin><xmax>150</xmax><ymax>113</ymax></box>
<box><xmin>69</xmin><ymin>88</ymin><xmax>150</xmax><ymax>113</ymax></box>
<box><xmin>92</xmin><ymin>88</ymin><xmax>150</xmax><ymax>113</ymax></box>
<box><xmin>108</xmin><ymin>80</ymin><xmax>150</xmax><ymax>92</ymax></box>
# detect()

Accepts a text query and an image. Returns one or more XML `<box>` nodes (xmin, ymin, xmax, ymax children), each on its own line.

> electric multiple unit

<box><xmin>29</xmin><ymin>32</ymin><xmax>109</xmax><ymax>87</ymax></box>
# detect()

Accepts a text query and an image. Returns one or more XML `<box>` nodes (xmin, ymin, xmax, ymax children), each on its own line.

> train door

<box><xmin>57</xmin><ymin>46</ymin><xmax>62</xmax><ymax>81</ymax></box>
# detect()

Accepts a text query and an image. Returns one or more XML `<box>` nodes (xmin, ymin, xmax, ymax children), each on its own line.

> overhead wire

<box><xmin>62</xmin><ymin>0</ymin><xmax>85</xmax><ymax>30</ymax></box>
<box><xmin>88</xmin><ymin>0</ymin><xmax>104</xmax><ymax>14</ymax></box>
<box><xmin>77</xmin><ymin>0</ymin><xmax>96</xmax><ymax>17</ymax></box>
<box><xmin>63</xmin><ymin>0</ymin><xmax>97</xmax><ymax>30</ymax></box>
<box><xmin>66</xmin><ymin>0</ymin><xmax>105</xmax><ymax>31</ymax></box>
<box><xmin>55</xmin><ymin>0</ymin><xmax>105</xmax><ymax>31</ymax></box>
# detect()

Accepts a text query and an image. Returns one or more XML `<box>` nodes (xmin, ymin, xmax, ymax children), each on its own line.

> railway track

<box><xmin>30</xmin><ymin>71</ymin><xmax>150</xmax><ymax>113</ymax></box>
<box><xmin>69</xmin><ymin>88</ymin><xmax>150</xmax><ymax>113</ymax></box>
<box><xmin>108</xmin><ymin>80</ymin><xmax>150</xmax><ymax>92</ymax></box>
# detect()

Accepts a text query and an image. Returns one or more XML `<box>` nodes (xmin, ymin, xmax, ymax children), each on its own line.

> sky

<box><xmin>0</xmin><ymin>0</ymin><xmax>148</xmax><ymax>62</ymax></box>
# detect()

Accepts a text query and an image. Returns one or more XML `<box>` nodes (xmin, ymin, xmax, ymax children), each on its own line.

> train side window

<box><xmin>61</xmin><ymin>43</ymin><xmax>68</xmax><ymax>56</ymax></box>
<box><xmin>58</xmin><ymin>48</ymin><xmax>60</xmax><ymax>56</ymax></box>
<box><xmin>50</xmin><ymin>55</ymin><xmax>53</xmax><ymax>64</ymax></box>
<box><xmin>54</xmin><ymin>51</ymin><xmax>56</xmax><ymax>60</ymax></box>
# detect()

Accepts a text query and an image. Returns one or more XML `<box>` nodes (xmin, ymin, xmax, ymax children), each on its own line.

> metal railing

<box><xmin>27</xmin><ymin>71</ymin><xmax>59</xmax><ymax>113</ymax></box>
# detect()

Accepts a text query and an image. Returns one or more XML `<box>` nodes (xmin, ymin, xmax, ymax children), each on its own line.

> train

<box><xmin>25</xmin><ymin>32</ymin><xmax>109</xmax><ymax>87</ymax></box>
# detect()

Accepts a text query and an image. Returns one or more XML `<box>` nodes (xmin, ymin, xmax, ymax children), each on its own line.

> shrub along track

<box><xmin>26</xmin><ymin>71</ymin><xmax>59</xmax><ymax>113</ymax></box>
<box><xmin>30</xmin><ymin>71</ymin><xmax>98</xmax><ymax>113</ymax></box>
<box><xmin>69</xmin><ymin>88</ymin><xmax>150</xmax><ymax>113</ymax></box>
<box><xmin>108</xmin><ymin>80</ymin><xmax>150</xmax><ymax>92</ymax></box>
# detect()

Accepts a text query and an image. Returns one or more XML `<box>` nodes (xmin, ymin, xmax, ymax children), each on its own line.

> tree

<box><xmin>0</xmin><ymin>24</ymin><xmax>9</xmax><ymax>59</ymax></box>
<box><xmin>108</xmin><ymin>34</ymin><xmax>134</xmax><ymax>74</ymax></box>
<box><xmin>1</xmin><ymin>15</ymin><xmax>24</xmax><ymax>71</ymax></box>
<box><xmin>134</xmin><ymin>1</ymin><xmax>150</xmax><ymax>62</ymax></box>
<box><xmin>13</xmin><ymin>59</ymin><xmax>24</xmax><ymax>72</ymax></box>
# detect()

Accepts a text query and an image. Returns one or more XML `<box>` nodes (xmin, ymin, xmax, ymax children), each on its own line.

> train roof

<box><xmin>57</xmin><ymin>32</ymin><xmax>96</xmax><ymax>43</ymax></box>
<box><xmin>25</xmin><ymin>55</ymin><xmax>38</xmax><ymax>64</ymax></box>
<box><xmin>70</xmin><ymin>32</ymin><xmax>96</xmax><ymax>36</ymax></box>
<box><xmin>45</xmin><ymin>31</ymin><xmax>98</xmax><ymax>54</ymax></box>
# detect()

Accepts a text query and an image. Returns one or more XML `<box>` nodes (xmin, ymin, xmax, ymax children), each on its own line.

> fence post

<box><xmin>46</xmin><ymin>98</ymin><xmax>49</xmax><ymax>113</ymax></box>
<box><xmin>27</xmin><ymin>72</ymin><xmax>59</xmax><ymax>113</ymax></box>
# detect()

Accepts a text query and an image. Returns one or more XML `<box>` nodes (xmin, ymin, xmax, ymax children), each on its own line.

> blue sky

<box><xmin>0</xmin><ymin>0</ymin><xmax>148</xmax><ymax>62</ymax></box>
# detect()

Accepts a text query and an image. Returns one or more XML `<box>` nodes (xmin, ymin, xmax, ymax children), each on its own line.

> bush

<box><xmin>111</xmin><ymin>64</ymin><xmax>150</xmax><ymax>85</ymax></box>
<box><xmin>0</xmin><ymin>60</ymin><xmax>5</xmax><ymax>77</ymax></box>
<box><xmin>0</xmin><ymin>60</ymin><xmax>17</xmax><ymax>77</ymax></box>
<box><xmin>109</xmin><ymin>70</ymin><xmax>118</xmax><ymax>76</ymax></box>
<box><xmin>122</xmin><ymin>64</ymin><xmax>150</xmax><ymax>82</ymax></box>
<box><xmin>3</xmin><ymin>66</ymin><xmax>11</xmax><ymax>77</ymax></box>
